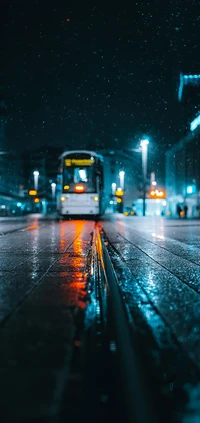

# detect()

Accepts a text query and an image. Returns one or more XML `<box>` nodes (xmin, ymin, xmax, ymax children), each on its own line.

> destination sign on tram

<box><xmin>65</xmin><ymin>158</ymin><xmax>95</xmax><ymax>167</ymax></box>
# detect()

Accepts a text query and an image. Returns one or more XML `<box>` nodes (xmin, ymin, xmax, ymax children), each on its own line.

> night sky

<box><xmin>3</xmin><ymin>1</ymin><xmax>200</xmax><ymax>160</ymax></box>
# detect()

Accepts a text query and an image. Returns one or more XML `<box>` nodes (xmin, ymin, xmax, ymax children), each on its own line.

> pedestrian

<box><xmin>184</xmin><ymin>204</ymin><xmax>188</xmax><ymax>218</ymax></box>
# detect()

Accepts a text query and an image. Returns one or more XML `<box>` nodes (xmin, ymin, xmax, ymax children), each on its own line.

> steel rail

<box><xmin>96</xmin><ymin>226</ymin><xmax>156</xmax><ymax>423</ymax></box>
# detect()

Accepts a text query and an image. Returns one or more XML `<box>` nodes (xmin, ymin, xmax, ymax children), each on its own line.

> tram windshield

<box><xmin>63</xmin><ymin>164</ymin><xmax>96</xmax><ymax>192</ymax></box>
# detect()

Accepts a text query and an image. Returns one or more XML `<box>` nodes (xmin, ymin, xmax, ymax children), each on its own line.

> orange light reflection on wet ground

<box><xmin>25</xmin><ymin>225</ymin><xmax>39</xmax><ymax>231</ymax></box>
<box><xmin>59</xmin><ymin>220</ymin><xmax>66</xmax><ymax>252</ymax></box>
<box><xmin>117</xmin><ymin>220</ymin><xmax>124</xmax><ymax>235</ymax></box>
<box><xmin>58</xmin><ymin>220</ymin><xmax>89</xmax><ymax>310</ymax></box>
<box><xmin>71</xmin><ymin>221</ymin><xmax>88</xmax><ymax>309</ymax></box>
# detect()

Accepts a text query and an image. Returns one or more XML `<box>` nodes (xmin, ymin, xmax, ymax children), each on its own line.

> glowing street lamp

<box><xmin>51</xmin><ymin>182</ymin><xmax>56</xmax><ymax>200</ymax></box>
<box><xmin>111</xmin><ymin>182</ymin><xmax>116</xmax><ymax>195</ymax></box>
<box><xmin>140</xmin><ymin>139</ymin><xmax>149</xmax><ymax>216</ymax></box>
<box><xmin>119</xmin><ymin>171</ymin><xmax>125</xmax><ymax>190</ymax></box>
<box><xmin>33</xmin><ymin>170</ymin><xmax>39</xmax><ymax>191</ymax></box>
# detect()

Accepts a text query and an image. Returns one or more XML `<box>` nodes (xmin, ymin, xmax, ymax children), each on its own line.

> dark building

<box><xmin>21</xmin><ymin>146</ymin><xmax>64</xmax><ymax>212</ymax></box>
<box><xmin>0</xmin><ymin>93</ymin><xmax>28</xmax><ymax>215</ymax></box>
<box><xmin>0</xmin><ymin>151</ymin><xmax>27</xmax><ymax>216</ymax></box>
<box><xmin>0</xmin><ymin>88</ymin><xmax>7</xmax><ymax>152</ymax></box>
<box><xmin>98</xmin><ymin>148</ymin><xmax>150</xmax><ymax>213</ymax></box>
<box><xmin>166</xmin><ymin>74</ymin><xmax>200</xmax><ymax>217</ymax></box>
<box><xmin>22</xmin><ymin>146</ymin><xmax>63</xmax><ymax>193</ymax></box>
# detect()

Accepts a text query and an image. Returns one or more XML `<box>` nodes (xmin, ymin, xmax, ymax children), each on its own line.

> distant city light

<box><xmin>51</xmin><ymin>182</ymin><xmax>56</xmax><ymax>200</ymax></box>
<box><xmin>111</xmin><ymin>183</ymin><xmax>116</xmax><ymax>195</ymax></box>
<box><xmin>28</xmin><ymin>189</ymin><xmax>37</xmax><ymax>196</ymax></box>
<box><xmin>115</xmin><ymin>188</ymin><xmax>124</xmax><ymax>196</ymax></box>
<box><xmin>17</xmin><ymin>202</ymin><xmax>22</xmax><ymax>207</ymax></box>
<box><xmin>187</xmin><ymin>186</ymin><xmax>193</xmax><ymax>194</ymax></box>
<box><xmin>178</xmin><ymin>73</ymin><xmax>200</xmax><ymax>101</ymax></box>
<box><xmin>33</xmin><ymin>170</ymin><xmax>39</xmax><ymax>190</ymax></box>
<box><xmin>140</xmin><ymin>139</ymin><xmax>149</xmax><ymax>148</ymax></box>
<box><xmin>184</xmin><ymin>75</ymin><xmax>200</xmax><ymax>79</ymax></box>
<box><xmin>119</xmin><ymin>171</ymin><xmax>125</xmax><ymax>190</ymax></box>
<box><xmin>190</xmin><ymin>115</ymin><xmax>200</xmax><ymax>131</ymax></box>
<box><xmin>150</xmin><ymin>189</ymin><xmax>166</xmax><ymax>198</ymax></box>
<box><xmin>186</xmin><ymin>185</ymin><xmax>196</xmax><ymax>194</ymax></box>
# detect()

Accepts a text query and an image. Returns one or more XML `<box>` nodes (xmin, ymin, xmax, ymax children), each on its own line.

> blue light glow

<box><xmin>190</xmin><ymin>115</ymin><xmax>200</xmax><ymax>131</ymax></box>
<box><xmin>186</xmin><ymin>185</ymin><xmax>196</xmax><ymax>194</ymax></box>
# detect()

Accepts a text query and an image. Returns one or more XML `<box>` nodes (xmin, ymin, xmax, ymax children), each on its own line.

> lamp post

<box><xmin>33</xmin><ymin>170</ymin><xmax>39</xmax><ymax>191</ymax></box>
<box><xmin>140</xmin><ymin>139</ymin><xmax>149</xmax><ymax>216</ymax></box>
<box><xmin>119</xmin><ymin>171</ymin><xmax>125</xmax><ymax>190</ymax></box>
<box><xmin>111</xmin><ymin>182</ymin><xmax>116</xmax><ymax>195</ymax></box>
<box><xmin>51</xmin><ymin>182</ymin><xmax>56</xmax><ymax>201</ymax></box>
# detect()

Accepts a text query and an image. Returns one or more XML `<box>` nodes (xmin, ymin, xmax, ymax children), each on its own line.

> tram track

<box><xmin>93</xmin><ymin>227</ymin><xmax>156</xmax><ymax>423</ymax></box>
<box><xmin>60</xmin><ymin>225</ymin><xmax>157</xmax><ymax>422</ymax></box>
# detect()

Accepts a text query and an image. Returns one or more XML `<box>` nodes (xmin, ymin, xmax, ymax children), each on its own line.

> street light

<box><xmin>33</xmin><ymin>171</ymin><xmax>39</xmax><ymax>191</ymax></box>
<box><xmin>51</xmin><ymin>182</ymin><xmax>56</xmax><ymax>200</ymax></box>
<box><xmin>140</xmin><ymin>139</ymin><xmax>149</xmax><ymax>216</ymax></box>
<box><xmin>119</xmin><ymin>171</ymin><xmax>125</xmax><ymax>190</ymax></box>
<box><xmin>111</xmin><ymin>182</ymin><xmax>116</xmax><ymax>195</ymax></box>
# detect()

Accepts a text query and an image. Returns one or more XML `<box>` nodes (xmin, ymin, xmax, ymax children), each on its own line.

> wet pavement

<box><xmin>102</xmin><ymin>215</ymin><xmax>200</xmax><ymax>422</ymax></box>
<box><xmin>0</xmin><ymin>214</ymin><xmax>200</xmax><ymax>421</ymax></box>
<box><xmin>103</xmin><ymin>217</ymin><xmax>200</xmax><ymax>366</ymax></box>
<box><xmin>0</xmin><ymin>216</ymin><xmax>95</xmax><ymax>421</ymax></box>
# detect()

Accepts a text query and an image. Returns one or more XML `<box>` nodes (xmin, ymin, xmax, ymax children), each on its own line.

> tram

<box><xmin>57</xmin><ymin>150</ymin><xmax>105</xmax><ymax>217</ymax></box>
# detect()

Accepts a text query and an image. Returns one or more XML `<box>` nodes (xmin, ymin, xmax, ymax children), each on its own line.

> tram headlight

<box><xmin>61</xmin><ymin>196</ymin><xmax>67</xmax><ymax>202</ymax></box>
<box><xmin>74</xmin><ymin>184</ymin><xmax>85</xmax><ymax>193</ymax></box>
<box><xmin>93</xmin><ymin>196</ymin><xmax>99</xmax><ymax>202</ymax></box>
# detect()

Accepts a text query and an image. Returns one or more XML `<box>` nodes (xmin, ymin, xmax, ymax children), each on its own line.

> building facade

<box><xmin>166</xmin><ymin>74</ymin><xmax>200</xmax><ymax>218</ymax></box>
<box><xmin>166</xmin><ymin>123</ymin><xmax>200</xmax><ymax>217</ymax></box>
